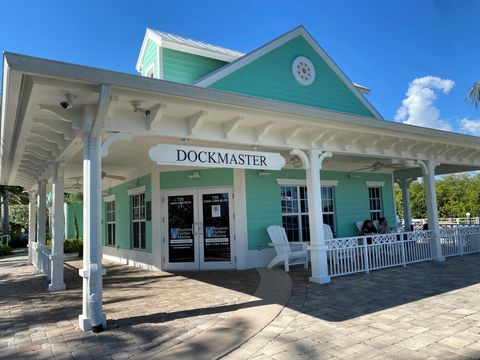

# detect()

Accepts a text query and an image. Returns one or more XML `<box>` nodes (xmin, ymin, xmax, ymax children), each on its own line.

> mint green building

<box><xmin>55</xmin><ymin>26</ymin><xmax>477</xmax><ymax>273</ymax></box>
<box><xmin>3</xmin><ymin>25</ymin><xmax>480</xmax><ymax>331</ymax></box>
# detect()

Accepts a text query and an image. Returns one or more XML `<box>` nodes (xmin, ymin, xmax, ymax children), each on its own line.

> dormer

<box><xmin>136</xmin><ymin>28</ymin><xmax>244</xmax><ymax>84</ymax></box>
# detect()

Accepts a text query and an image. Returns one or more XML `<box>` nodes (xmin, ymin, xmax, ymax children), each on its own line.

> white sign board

<box><xmin>149</xmin><ymin>144</ymin><xmax>285</xmax><ymax>170</ymax></box>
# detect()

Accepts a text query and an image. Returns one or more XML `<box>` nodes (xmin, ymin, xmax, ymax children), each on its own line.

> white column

<box><xmin>306</xmin><ymin>150</ymin><xmax>332</xmax><ymax>284</ymax></box>
<box><xmin>27</xmin><ymin>191</ymin><xmax>37</xmax><ymax>265</ymax></box>
<box><xmin>397</xmin><ymin>178</ymin><xmax>413</xmax><ymax>232</ymax></box>
<box><xmin>79</xmin><ymin>133</ymin><xmax>106</xmax><ymax>332</ymax></box>
<box><xmin>49</xmin><ymin>162</ymin><xmax>66</xmax><ymax>291</ymax></box>
<box><xmin>233</xmin><ymin>168</ymin><xmax>247</xmax><ymax>270</ymax></box>
<box><xmin>151</xmin><ymin>167</ymin><xmax>162</xmax><ymax>270</ymax></box>
<box><xmin>37</xmin><ymin>180</ymin><xmax>47</xmax><ymax>273</ymax></box>
<box><xmin>420</xmin><ymin>160</ymin><xmax>444</xmax><ymax>261</ymax></box>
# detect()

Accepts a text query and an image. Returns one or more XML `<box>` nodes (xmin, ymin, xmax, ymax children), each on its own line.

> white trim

<box><xmin>322</xmin><ymin>180</ymin><xmax>339</xmax><ymax>187</ymax></box>
<box><xmin>157</xmin><ymin>45</ymin><xmax>163</xmax><ymax>79</ymax></box>
<box><xmin>276</xmin><ymin>178</ymin><xmax>339</xmax><ymax>187</ymax></box>
<box><xmin>233</xmin><ymin>169</ymin><xmax>247</xmax><ymax>270</ymax></box>
<box><xmin>151</xmin><ymin>169</ymin><xmax>162</xmax><ymax>270</ymax></box>
<box><xmin>194</xmin><ymin>26</ymin><xmax>383</xmax><ymax>120</ymax></box>
<box><xmin>127</xmin><ymin>185</ymin><xmax>146</xmax><ymax>196</ymax></box>
<box><xmin>103</xmin><ymin>194</ymin><xmax>115</xmax><ymax>202</ymax></box>
<box><xmin>366</xmin><ymin>181</ymin><xmax>385</xmax><ymax>187</ymax></box>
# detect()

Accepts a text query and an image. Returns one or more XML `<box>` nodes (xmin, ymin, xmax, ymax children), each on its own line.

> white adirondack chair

<box><xmin>267</xmin><ymin>226</ymin><xmax>308</xmax><ymax>272</ymax></box>
<box><xmin>323</xmin><ymin>224</ymin><xmax>334</xmax><ymax>241</ymax></box>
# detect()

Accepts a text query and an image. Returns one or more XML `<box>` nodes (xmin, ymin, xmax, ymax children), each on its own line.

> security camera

<box><xmin>131</xmin><ymin>101</ymin><xmax>151</xmax><ymax>117</ymax></box>
<box><xmin>59</xmin><ymin>94</ymin><xmax>76</xmax><ymax>109</ymax></box>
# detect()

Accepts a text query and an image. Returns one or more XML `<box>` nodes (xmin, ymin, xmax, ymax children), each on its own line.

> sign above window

<box><xmin>292</xmin><ymin>56</ymin><xmax>315</xmax><ymax>85</ymax></box>
<box><xmin>149</xmin><ymin>144</ymin><xmax>286</xmax><ymax>170</ymax></box>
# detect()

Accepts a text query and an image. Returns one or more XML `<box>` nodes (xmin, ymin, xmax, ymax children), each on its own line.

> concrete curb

<box><xmin>145</xmin><ymin>267</ymin><xmax>292</xmax><ymax>360</ymax></box>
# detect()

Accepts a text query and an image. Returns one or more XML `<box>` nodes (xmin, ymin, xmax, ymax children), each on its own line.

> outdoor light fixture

<box><xmin>258</xmin><ymin>170</ymin><xmax>271</xmax><ymax>176</ymax></box>
<box><xmin>188</xmin><ymin>171</ymin><xmax>201</xmax><ymax>179</ymax></box>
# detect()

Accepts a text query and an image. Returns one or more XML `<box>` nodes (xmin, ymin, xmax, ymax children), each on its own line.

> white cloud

<box><xmin>460</xmin><ymin>118</ymin><xmax>480</xmax><ymax>135</ymax></box>
<box><xmin>394</xmin><ymin>76</ymin><xmax>454</xmax><ymax>131</ymax></box>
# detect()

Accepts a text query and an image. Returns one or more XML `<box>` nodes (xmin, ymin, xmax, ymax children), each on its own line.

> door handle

<box><xmin>192</xmin><ymin>223</ymin><xmax>196</xmax><ymax>236</ymax></box>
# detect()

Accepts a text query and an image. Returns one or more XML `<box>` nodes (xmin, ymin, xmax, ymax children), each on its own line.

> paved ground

<box><xmin>3</xmin><ymin>251</ymin><xmax>480</xmax><ymax>359</ymax></box>
<box><xmin>0</xmin><ymin>251</ymin><xmax>259</xmax><ymax>360</ymax></box>
<box><xmin>227</xmin><ymin>254</ymin><xmax>480</xmax><ymax>359</ymax></box>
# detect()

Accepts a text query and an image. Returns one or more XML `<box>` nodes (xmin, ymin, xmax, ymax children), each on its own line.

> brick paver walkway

<box><xmin>0</xmin><ymin>251</ymin><xmax>259</xmax><ymax>360</ymax></box>
<box><xmin>227</xmin><ymin>254</ymin><xmax>480</xmax><ymax>359</ymax></box>
<box><xmin>4</xmin><ymin>250</ymin><xmax>480</xmax><ymax>359</ymax></box>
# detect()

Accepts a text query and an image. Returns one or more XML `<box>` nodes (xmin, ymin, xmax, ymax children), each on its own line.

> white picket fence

<box><xmin>326</xmin><ymin>231</ymin><xmax>433</xmax><ymax>277</ymax></box>
<box><xmin>440</xmin><ymin>225</ymin><xmax>480</xmax><ymax>257</ymax></box>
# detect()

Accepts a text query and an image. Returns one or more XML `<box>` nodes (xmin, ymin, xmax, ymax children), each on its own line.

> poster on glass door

<box><xmin>202</xmin><ymin>193</ymin><xmax>231</xmax><ymax>262</ymax></box>
<box><xmin>168</xmin><ymin>195</ymin><xmax>195</xmax><ymax>262</ymax></box>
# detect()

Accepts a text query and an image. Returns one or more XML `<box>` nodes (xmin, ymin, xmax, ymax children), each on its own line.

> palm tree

<box><xmin>467</xmin><ymin>81</ymin><xmax>480</xmax><ymax>108</ymax></box>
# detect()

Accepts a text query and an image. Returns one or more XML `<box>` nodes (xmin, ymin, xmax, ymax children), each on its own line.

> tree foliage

<box><xmin>467</xmin><ymin>80</ymin><xmax>480</xmax><ymax>108</ymax></box>
<box><xmin>396</xmin><ymin>174</ymin><xmax>480</xmax><ymax>219</ymax></box>
<box><xmin>9</xmin><ymin>205</ymin><xmax>29</xmax><ymax>229</ymax></box>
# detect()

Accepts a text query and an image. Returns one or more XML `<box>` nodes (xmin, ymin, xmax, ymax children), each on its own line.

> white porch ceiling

<box><xmin>2</xmin><ymin>52</ymin><xmax>480</xmax><ymax>191</ymax></box>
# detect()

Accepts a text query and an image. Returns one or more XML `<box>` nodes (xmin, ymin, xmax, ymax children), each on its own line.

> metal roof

<box><xmin>150</xmin><ymin>29</ymin><xmax>245</xmax><ymax>59</ymax></box>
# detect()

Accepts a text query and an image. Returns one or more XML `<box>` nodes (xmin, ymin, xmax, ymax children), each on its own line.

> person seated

<box><xmin>377</xmin><ymin>217</ymin><xmax>390</xmax><ymax>234</ymax></box>
<box><xmin>360</xmin><ymin>219</ymin><xmax>378</xmax><ymax>235</ymax></box>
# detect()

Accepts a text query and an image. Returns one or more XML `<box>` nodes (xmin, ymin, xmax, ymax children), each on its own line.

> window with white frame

<box><xmin>368</xmin><ymin>186</ymin><xmax>383</xmax><ymax>221</ymax></box>
<box><xmin>106</xmin><ymin>200</ymin><xmax>115</xmax><ymax>246</ymax></box>
<box><xmin>131</xmin><ymin>193</ymin><xmax>146</xmax><ymax>250</ymax></box>
<box><xmin>280</xmin><ymin>185</ymin><xmax>336</xmax><ymax>242</ymax></box>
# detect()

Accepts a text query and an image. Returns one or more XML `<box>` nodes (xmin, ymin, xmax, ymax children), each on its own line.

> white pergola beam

<box><xmin>224</xmin><ymin>116</ymin><xmax>243</xmax><ymax>139</ymax></box>
<box><xmin>187</xmin><ymin>110</ymin><xmax>208</xmax><ymax>136</ymax></box>
<box><xmin>255</xmin><ymin>122</ymin><xmax>274</xmax><ymax>142</ymax></box>
<box><xmin>146</xmin><ymin>103</ymin><xmax>167</xmax><ymax>130</ymax></box>
<box><xmin>35</xmin><ymin>118</ymin><xmax>74</xmax><ymax>140</ymax></box>
<box><xmin>283</xmin><ymin>125</ymin><xmax>303</xmax><ymax>145</ymax></box>
<box><xmin>31</xmin><ymin>128</ymin><xmax>66</xmax><ymax>147</ymax></box>
<box><xmin>39</xmin><ymin>105</ymin><xmax>83</xmax><ymax>130</ymax></box>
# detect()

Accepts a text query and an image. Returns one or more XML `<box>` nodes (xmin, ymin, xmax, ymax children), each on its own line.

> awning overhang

<box><xmin>2</xmin><ymin>52</ymin><xmax>480</xmax><ymax>191</ymax></box>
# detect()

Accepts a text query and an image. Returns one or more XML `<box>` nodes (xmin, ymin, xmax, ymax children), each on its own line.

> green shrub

<box><xmin>8</xmin><ymin>235</ymin><xmax>27</xmax><ymax>248</ymax></box>
<box><xmin>64</xmin><ymin>238</ymin><xmax>83</xmax><ymax>253</ymax></box>
<box><xmin>44</xmin><ymin>238</ymin><xmax>83</xmax><ymax>254</ymax></box>
<box><xmin>0</xmin><ymin>244</ymin><xmax>12</xmax><ymax>256</ymax></box>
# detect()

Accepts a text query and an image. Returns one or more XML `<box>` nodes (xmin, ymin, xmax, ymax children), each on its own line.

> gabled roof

<box><xmin>195</xmin><ymin>25</ymin><xmax>382</xmax><ymax>119</ymax></box>
<box><xmin>135</xmin><ymin>28</ymin><xmax>245</xmax><ymax>72</ymax></box>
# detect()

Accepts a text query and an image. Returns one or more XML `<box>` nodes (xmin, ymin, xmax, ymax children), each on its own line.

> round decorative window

<box><xmin>292</xmin><ymin>56</ymin><xmax>315</xmax><ymax>85</ymax></box>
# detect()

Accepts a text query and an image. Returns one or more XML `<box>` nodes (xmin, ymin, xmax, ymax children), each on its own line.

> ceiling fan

<box><xmin>68</xmin><ymin>171</ymin><xmax>126</xmax><ymax>182</ymax></box>
<box><xmin>101</xmin><ymin>171</ymin><xmax>126</xmax><ymax>181</ymax></box>
<box><xmin>350</xmin><ymin>160</ymin><xmax>406</xmax><ymax>174</ymax></box>
<box><xmin>65</xmin><ymin>179</ymin><xmax>82</xmax><ymax>191</ymax></box>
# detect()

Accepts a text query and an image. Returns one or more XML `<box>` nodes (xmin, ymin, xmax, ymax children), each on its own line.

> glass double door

<box><xmin>164</xmin><ymin>187</ymin><xmax>235</xmax><ymax>270</ymax></box>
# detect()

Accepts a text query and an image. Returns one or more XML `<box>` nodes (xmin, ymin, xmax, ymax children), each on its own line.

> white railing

<box><xmin>37</xmin><ymin>244</ymin><xmax>52</xmax><ymax>280</ymax></box>
<box><xmin>326</xmin><ymin>231</ymin><xmax>433</xmax><ymax>277</ymax></box>
<box><xmin>440</xmin><ymin>225</ymin><xmax>480</xmax><ymax>257</ymax></box>
<box><xmin>31</xmin><ymin>242</ymin><xmax>39</xmax><ymax>267</ymax></box>
<box><xmin>411</xmin><ymin>217</ymin><xmax>480</xmax><ymax>231</ymax></box>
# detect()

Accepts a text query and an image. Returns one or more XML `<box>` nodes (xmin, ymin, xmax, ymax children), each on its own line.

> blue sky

<box><xmin>1</xmin><ymin>0</ymin><xmax>479</xmax><ymax>133</ymax></box>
